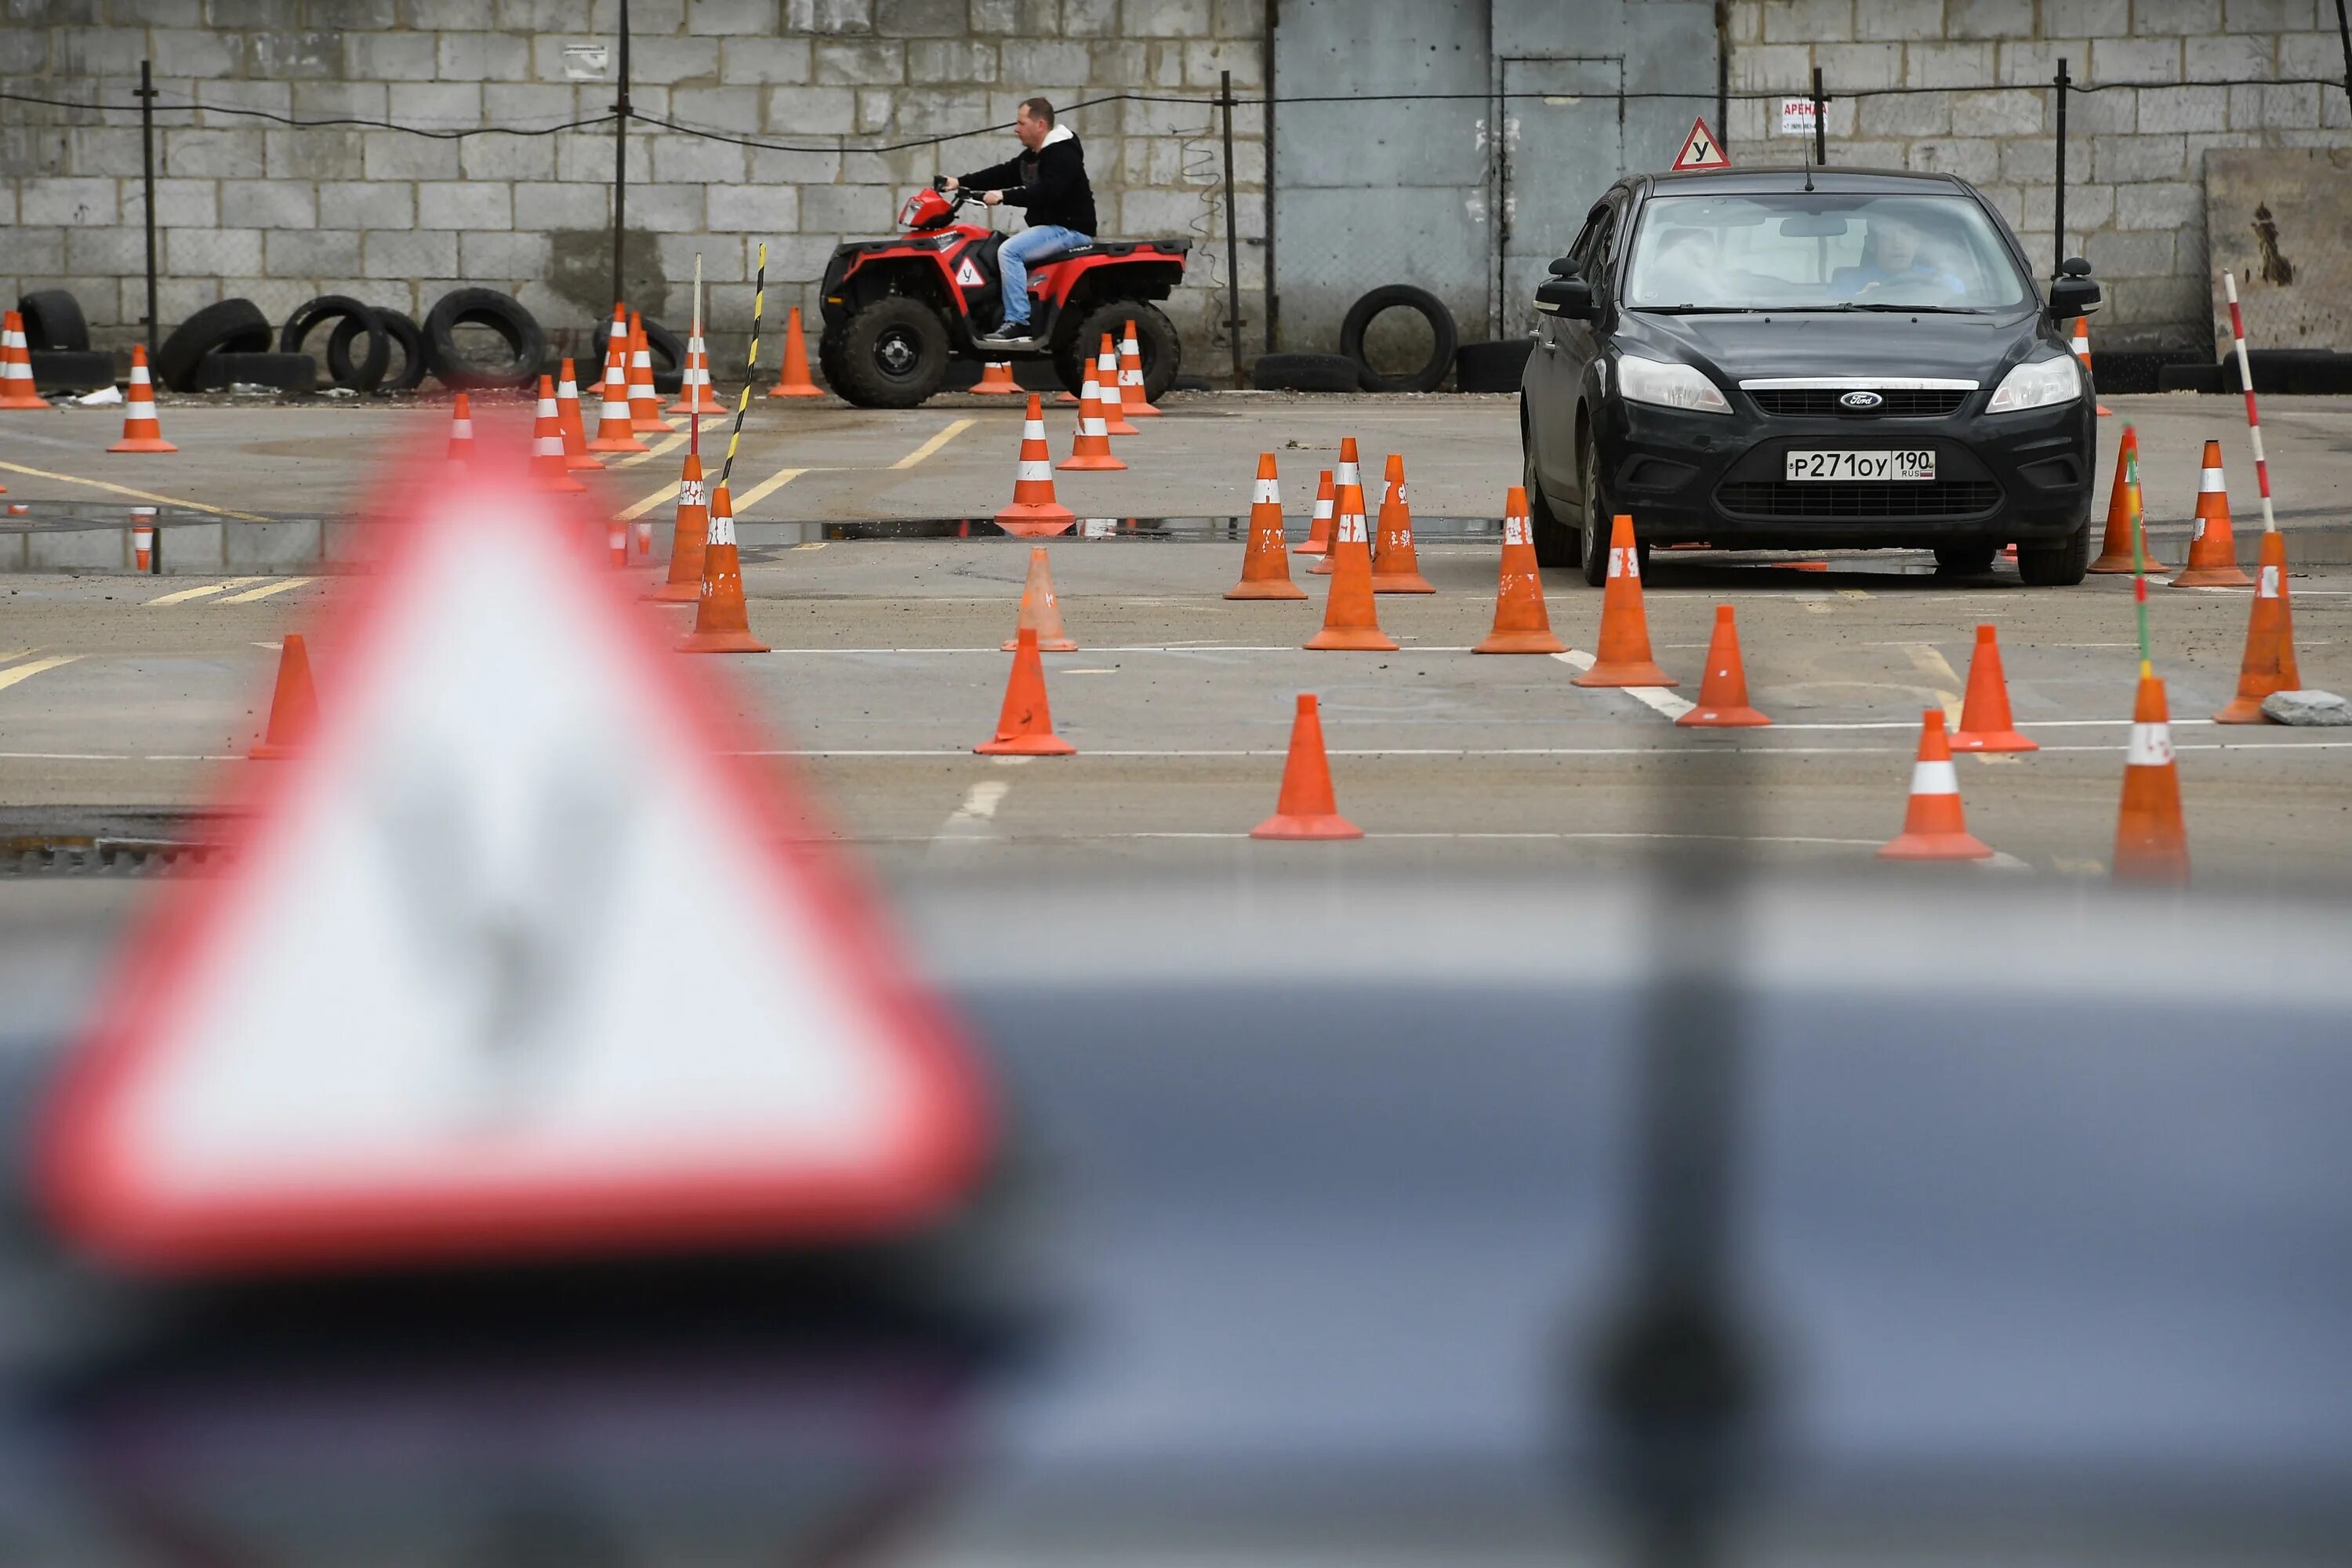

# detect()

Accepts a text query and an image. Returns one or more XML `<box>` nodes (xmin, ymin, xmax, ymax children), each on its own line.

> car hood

<box><xmin>1619</xmin><ymin>307</ymin><xmax>2044</xmax><ymax>388</ymax></box>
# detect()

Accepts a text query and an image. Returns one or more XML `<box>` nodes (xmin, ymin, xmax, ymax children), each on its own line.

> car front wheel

<box><xmin>1578</xmin><ymin>430</ymin><xmax>1648</xmax><ymax>588</ymax></box>
<box><xmin>2016</xmin><ymin>521</ymin><xmax>2092</xmax><ymax>586</ymax></box>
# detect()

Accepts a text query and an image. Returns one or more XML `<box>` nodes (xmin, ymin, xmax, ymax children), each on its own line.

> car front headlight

<box><xmin>1617</xmin><ymin>354</ymin><xmax>1730</xmax><ymax>415</ymax></box>
<box><xmin>1986</xmin><ymin>354</ymin><xmax>2082</xmax><ymax>413</ymax></box>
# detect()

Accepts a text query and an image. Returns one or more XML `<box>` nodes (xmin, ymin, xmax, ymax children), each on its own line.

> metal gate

<box><xmin>1493</xmin><ymin>56</ymin><xmax>1624</xmax><ymax>339</ymax></box>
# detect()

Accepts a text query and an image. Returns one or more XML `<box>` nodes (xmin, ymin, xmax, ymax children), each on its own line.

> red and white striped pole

<box><xmin>2222</xmin><ymin>269</ymin><xmax>2276</xmax><ymax>537</ymax></box>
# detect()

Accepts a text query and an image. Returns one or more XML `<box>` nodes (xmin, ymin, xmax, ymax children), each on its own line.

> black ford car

<box><xmin>1522</xmin><ymin>167</ymin><xmax>2103</xmax><ymax>586</ymax></box>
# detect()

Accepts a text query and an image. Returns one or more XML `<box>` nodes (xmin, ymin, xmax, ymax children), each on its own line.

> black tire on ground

<box><xmin>27</xmin><ymin>350</ymin><xmax>115</xmax><ymax>392</ymax></box>
<box><xmin>1578</xmin><ymin>426</ymin><xmax>1646</xmax><ymax>587</ymax></box>
<box><xmin>1456</xmin><ymin>338</ymin><xmax>1536</xmax><ymax>394</ymax></box>
<box><xmin>422</xmin><ymin>287</ymin><xmax>546</xmax><ymax>390</ymax></box>
<box><xmin>281</xmin><ymin>295</ymin><xmax>389</xmax><ymax>391</ymax></box>
<box><xmin>1051</xmin><ymin>299</ymin><xmax>1182</xmax><ymax>404</ymax></box>
<box><xmin>193</xmin><ymin>350</ymin><xmax>318</xmax><ymax>395</ymax></box>
<box><xmin>1339</xmin><ymin>284</ymin><xmax>1459</xmax><ymax>394</ymax></box>
<box><xmin>156</xmin><ymin>299</ymin><xmax>273</xmax><ymax>393</ymax></box>
<box><xmin>331</xmin><ymin>308</ymin><xmax>428</xmax><ymax>393</ymax></box>
<box><xmin>1250</xmin><ymin>351</ymin><xmax>1359</xmax><ymax>393</ymax></box>
<box><xmin>2016</xmin><ymin>521</ymin><xmax>2092</xmax><ymax>586</ymax></box>
<box><xmin>1522</xmin><ymin>409</ymin><xmax>1575</xmax><ymax>568</ymax></box>
<box><xmin>17</xmin><ymin>289</ymin><xmax>90</xmax><ymax>353</ymax></box>
<box><xmin>637</xmin><ymin>315</ymin><xmax>684</xmax><ymax>394</ymax></box>
<box><xmin>816</xmin><ymin>323</ymin><xmax>848</xmax><ymax>394</ymax></box>
<box><xmin>1934</xmin><ymin>543</ymin><xmax>1998</xmax><ymax>575</ymax></box>
<box><xmin>830</xmin><ymin>296</ymin><xmax>949</xmax><ymax>408</ymax></box>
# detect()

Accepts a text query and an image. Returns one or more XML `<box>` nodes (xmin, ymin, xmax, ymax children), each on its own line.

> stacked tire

<box><xmin>17</xmin><ymin>290</ymin><xmax>113</xmax><ymax>392</ymax></box>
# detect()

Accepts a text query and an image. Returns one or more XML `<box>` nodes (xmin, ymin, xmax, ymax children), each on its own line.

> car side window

<box><xmin>1585</xmin><ymin>204</ymin><xmax>1623</xmax><ymax>298</ymax></box>
<box><xmin>1565</xmin><ymin>201</ymin><xmax>1610</xmax><ymax>274</ymax></box>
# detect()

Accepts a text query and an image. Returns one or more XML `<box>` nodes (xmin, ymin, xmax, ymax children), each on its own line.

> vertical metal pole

<box><xmin>1810</xmin><ymin>66</ymin><xmax>1826</xmax><ymax>165</ymax></box>
<box><xmin>137</xmin><ymin>60</ymin><xmax>158</xmax><ymax>357</ymax></box>
<box><xmin>612</xmin><ymin>0</ymin><xmax>631</xmax><ymax>310</ymax></box>
<box><xmin>1261</xmin><ymin>2</ymin><xmax>1278</xmax><ymax>355</ymax></box>
<box><xmin>1220</xmin><ymin>69</ymin><xmax>1243</xmax><ymax>387</ymax></box>
<box><xmin>1715</xmin><ymin>39</ymin><xmax>1729</xmax><ymax>156</ymax></box>
<box><xmin>2335</xmin><ymin>0</ymin><xmax>2351</xmax><ymax>121</ymax></box>
<box><xmin>2053</xmin><ymin>59</ymin><xmax>2068</xmax><ymax>278</ymax></box>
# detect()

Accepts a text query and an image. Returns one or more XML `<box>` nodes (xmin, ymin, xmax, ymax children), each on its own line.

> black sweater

<box><xmin>960</xmin><ymin>133</ymin><xmax>1098</xmax><ymax>237</ymax></box>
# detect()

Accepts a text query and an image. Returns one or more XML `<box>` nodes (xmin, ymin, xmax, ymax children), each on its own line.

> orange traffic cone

<box><xmin>670</xmin><ymin>319</ymin><xmax>724</xmax><ymax>414</ymax></box>
<box><xmin>996</xmin><ymin>394</ymin><xmax>1076</xmax><ymax>531</ymax></box>
<box><xmin>647</xmin><ymin>450</ymin><xmax>710</xmax><ymax>603</ymax></box>
<box><xmin>2114</xmin><ymin>673</ymin><xmax>2188</xmax><ymax>882</ymax></box>
<box><xmin>1675</xmin><ymin>606</ymin><xmax>1769</xmax><ymax>726</ymax></box>
<box><xmin>1251</xmin><ymin>694</ymin><xmax>1362</xmax><ymax>840</ymax></box>
<box><xmin>0</xmin><ymin>311</ymin><xmax>46</xmax><ymax>410</ymax></box>
<box><xmin>1573</xmin><ymin>514</ymin><xmax>1675</xmax><ymax>687</ymax></box>
<box><xmin>1117</xmin><ymin>319</ymin><xmax>1160</xmax><ymax>417</ymax></box>
<box><xmin>1227</xmin><ymin>453</ymin><xmax>1305</xmax><ymax>601</ymax></box>
<box><xmin>554</xmin><ymin>358</ymin><xmax>601</xmax><ymax>470</ymax></box>
<box><xmin>1316</xmin><ymin>439</ymin><xmax>1362</xmax><ymax>575</ymax></box>
<box><xmin>1878</xmin><ymin>710</ymin><xmax>1994</xmax><ymax>861</ymax></box>
<box><xmin>2215</xmin><ymin>531</ymin><xmax>2301</xmax><ymax>722</ymax></box>
<box><xmin>107</xmin><ymin>345</ymin><xmax>175</xmax><ymax>451</ymax></box>
<box><xmin>678</xmin><ymin>482</ymin><xmax>768</xmax><ymax>653</ymax></box>
<box><xmin>589</xmin><ymin>328</ymin><xmax>646</xmax><ymax>454</ymax></box>
<box><xmin>626</xmin><ymin>313</ymin><xmax>666</xmax><ymax>433</ymax></box>
<box><xmin>1369</xmin><ymin>453</ymin><xmax>1434</xmax><ymax>593</ymax></box>
<box><xmin>445</xmin><ymin>392</ymin><xmax>474</xmax><ymax>466</ymax></box>
<box><xmin>1473</xmin><ymin>485</ymin><xmax>1564</xmax><ymax>654</ymax></box>
<box><xmin>1296</xmin><ymin>469</ymin><xmax>1335</xmax><ymax>558</ymax></box>
<box><xmin>767</xmin><ymin>305</ymin><xmax>824</xmax><ymax>397</ymax></box>
<box><xmin>249</xmin><ymin>633</ymin><xmax>318</xmax><ymax>760</ymax></box>
<box><xmin>1305</xmin><ymin>481</ymin><xmax>1398</xmax><ymax>652</ymax></box>
<box><xmin>2088</xmin><ymin>426</ymin><xmax>2151</xmax><ymax>573</ymax></box>
<box><xmin>973</xmin><ymin>360</ymin><xmax>1022</xmax><ymax>395</ymax></box>
<box><xmin>131</xmin><ymin>507</ymin><xmax>155</xmax><ymax>572</ymax></box>
<box><xmin>1947</xmin><ymin>624</ymin><xmax>2036</xmax><ymax>750</ymax></box>
<box><xmin>1058</xmin><ymin>355</ymin><xmax>1124</xmax><ymax>470</ymax></box>
<box><xmin>2169</xmin><ymin>440</ymin><xmax>2251</xmax><ymax>588</ymax></box>
<box><xmin>1095</xmin><ymin>333</ymin><xmax>1138</xmax><ymax>437</ymax></box>
<box><xmin>2072</xmin><ymin>316</ymin><xmax>2111</xmax><ymax>416</ymax></box>
<box><xmin>977</xmin><ymin>625</ymin><xmax>1075</xmax><ymax>755</ymax></box>
<box><xmin>606</xmin><ymin>517</ymin><xmax>629</xmax><ymax>568</ymax></box>
<box><xmin>527</xmin><ymin>375</ymin><xmax>586</xmax><ymax>493</ymax></box>
<box><xmin>1001</xmin><ymin>545</ymin><xmax>1076</xmax><ymax>651</ymax></box>
<box><xmin>634</xmin><ymin>514</ymin><xmax>653</xmax><ymax>561</ymax></box>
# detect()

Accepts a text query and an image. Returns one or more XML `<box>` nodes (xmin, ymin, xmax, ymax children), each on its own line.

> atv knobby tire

<box><xmin>1052</xmin><ymin>300</ymin><xmax>1181</xmax><ymax>403</ymax></box>
<box><xmin>830</xmin><ymin>296</ymin><xmax>949</xmax><ymax>408</ymax></box>
<box><xmin>330</xmin><ymin>307</ymin><xmax>427</xmax><ymax>393</ymax></box>
<box><xmin>157</xmin><ymin>299</ymin><xmax>273</xmax><ymax>392</ymax></box>
<box><xmin>18</xmin><ymin>289</ymin><xmax>90</xmax><ymax>353</ymax></box>
<box><xmin>423</xmin><ymin>287</ymin><xmax>545</xmax><ymax>390</ymax></box>
<box><xmin>281</xmin><ymin>295</ymin><xmax>389</xmax><ymax>392</ymax></box>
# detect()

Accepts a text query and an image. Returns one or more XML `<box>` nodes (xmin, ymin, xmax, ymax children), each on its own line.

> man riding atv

<box><xmin>946</xmin><ymin>97</ymin><xmax>1094</xmax><ymax>347</ymax></box>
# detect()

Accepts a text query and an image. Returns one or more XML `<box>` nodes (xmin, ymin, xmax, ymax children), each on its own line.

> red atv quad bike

<box><xmin>816</xmin><ymin>179</ymin><xmax>1189</xmax><ymax>408</ymax></box>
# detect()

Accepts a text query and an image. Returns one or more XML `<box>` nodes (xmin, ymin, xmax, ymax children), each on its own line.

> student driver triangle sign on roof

<box><xmin>38</xmin><ymin>470</ymin><xmax>990</xmax><ymax>1276</ymax></box>
<box><xmin>1672</xmin><ymin>117</ymin><xmax>1730</xmax><ymax>172</ymax></box>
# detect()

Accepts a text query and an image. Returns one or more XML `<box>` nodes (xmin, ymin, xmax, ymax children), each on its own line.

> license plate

<box><xmin>1784</xmin><ymin>450</ymin><xmax>1936</xmax><ymax>481</ymax></box>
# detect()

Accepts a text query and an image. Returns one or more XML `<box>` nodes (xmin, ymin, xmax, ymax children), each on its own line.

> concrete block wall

<box><xmin>1</xmin><ymin>0</ymin><xmax>1265</xmax><ymax>376</ymax></box>
<box><xmin>1724</xmin><ymin>0</ymin><xmax>2352</xmax><ymax>350</ymax></box>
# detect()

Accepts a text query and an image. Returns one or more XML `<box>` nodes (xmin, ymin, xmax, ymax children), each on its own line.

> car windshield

<box><xmin>1622</xmin><ymin>192</ymin><xmax>2032</xmax><ymax>312</ymax></box>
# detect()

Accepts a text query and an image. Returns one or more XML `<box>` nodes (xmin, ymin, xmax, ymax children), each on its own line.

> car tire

<box><xmin>27</xmin><ymin>350</ymin><xmax>115</xmax><ymax>393</ymax></box>
<box><xmin>1578</xmin><ymin>428</ymin><xmax>1646</xmax><ymax>588</ymax></box>
<box><xmin>1933</xmin><ymin>544</ymin><xmax>1998</xmax><ymax>576</ymax></box>
<box><xmin>156</xmin><ymin>299</ymin><xmax>274</xmax><ymax>393</ymax></box>
<box><xmin>193</xmin><ymin>350</ymin><xmax>318</xmax><ymax>394</ymax></box>
<box><xmin>1250</xmin><ymin>351</ymin><xmax>1359</xmax><ymax>393</ymax></box>
<box><xmin>2016</xmin><ymin>521</ymin><xmax>2091</xmax><ymax>586</ymax></box>
<box><xmin>18</xmin><ymin>289</ymin><xmax>90</xmax><ymax>353</ymax></box>
<box><xmin>281</xmin><ymin>295</ymin><xmax>389</xmax><ymax>392</ymax></box>
<box><xmin>832</xmin><ymin>295</ymin><xmax>949</xmax><ymax>408</ymax></box>
<box><xmin>329</xmin><ymin>308</ymin><xmax>427</xmax><ymax>394</ymax></box>
<box><xmin>422</xmin><ymin>287</ymin><xmax>546</xmax><ymax>390</ymax></box>
<box><xmin>1456</xmin><ymin>338</ymin><xmax>1536</xmax><ymax>394</ymax></box>
<box><xmin>1339</xmin><ymin>285</ymin><xmax>1458</xmax><ymax>394</ymax></box>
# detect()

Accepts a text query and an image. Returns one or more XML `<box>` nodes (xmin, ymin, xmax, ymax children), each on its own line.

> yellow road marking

<box><xmin>792</xmin><ymin>540</ymin><xmax>827</xmax><ymax>550</ymax></box>
<box><xmin>733</xmin><ymin>465</ymin><xmax>808</xmax><ymax>512</ymax></box>
<box><xmin>0</xmin><ymin>655</ymin><xmax>79</xmax><ymax>692</ymax></box>
<box><xmin>619</xmin><ymin>481</ymin><xmax>679</xmax><ymax>521</ymax></box>
<box><xmin>0</xmin><ymin>649</ymin><xmax>31</xmax><ymax>665</ymax></box>
<box><xmin>614</xmin><ymin>415</ymin><xmax>722</xmax><ymax>470</ymax></box>
<box><xmin>892</xmin><ymin>418</ymin><xmax>976</xmax><ymax>470</ymax></box>
<box><xmin>147</xmin><ymin>577</ymin><xmax>260</xmax><ymax>606</ymax></box>
<box><xmin>1900</xmin><ymin>643</ymin><xmax>1965</xmax><ymax>725</ymax></box>
<box><xmin>220</xmin><ymin>576</ymin><xmax>313</xmax><ymax>604</ymax></box>
<box><xmin>0</xmin><ymin>461</ymin><xmax>271</xmax><ymax>523</ymax></box>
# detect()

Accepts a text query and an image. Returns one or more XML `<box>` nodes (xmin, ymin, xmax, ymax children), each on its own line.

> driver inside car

<box><xmin>1831</xmin><ymin>216</ymin><xmax>1967</xmax><ymax>299</ymax></box>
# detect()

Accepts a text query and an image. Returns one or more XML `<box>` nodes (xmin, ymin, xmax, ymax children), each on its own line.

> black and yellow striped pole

<box><xmin>721</xmin><ymin>241</ymin><xmax>764</xmax><ymax>489</ymax></box>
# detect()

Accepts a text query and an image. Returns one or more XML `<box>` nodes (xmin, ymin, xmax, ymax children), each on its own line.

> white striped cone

<box><xmin>107</xmin><ymin>345</ymin><xmax>176</xmax><ymax>452</ymax></box>
<box><xmin>555</xmin><ymin>361</ymin><xmax>601</xmax><ymax>470</ymax></box>
<box><xmin>974</xmin><ymin>360</ymin><xmax>1022</xmax><ymax>394</ymax></box>
<box><xmin>1097</xmin><ymin>335</ymin><xmax>1137</xmax><ymax>436</ymax></box>
<box><xmin>589</xmin><ymin>347</ymin><xmax>646</xmax><ymax>452</ymax></box>
<box><xmin>2073</xmin><ymin>314</ymin><xmax>2111</xmax><ymax>415</ymax></box>
<box><xmin>1116</xmin><ymin>322</ymin><xmax>1160</xmax><ymax>416</ymax></box>
<box><xmin>0</xmin><ymin>312</ymin><xmax>46</xmax><ymax>410</ymax></box>
<box><xmin>608</xmin><ymin>518</ymin><xmax>628</xmax><ymax>568</ymax></box>
<box><xmin>627</xmin><ymin>315</ymin><xmax>665</xmax><ymax>433</ymax></box>
<box><xmin>132</xmin><ymin>508</ymin><xmax>155</xmax><ymax>572</ymax></box>
<box><xmin>634</xmin><ymin>517</ymin><xmax>653</xmax><ymax>557</ymax></box>
<box><xmin>998</xmin><ymin>394</ymin><xmax>1076</xmax><ymax>524</ymax></box>
<box><xmin>670</xmin><ymin>331</ymin><xmax>724</xmax><ymax>414</ymax></box>
<box><xmin>1878</xmin><ymin>710</ymin><xmax>1992</xmax><ymax>861</ymax></box>
<box><xmin>529</xmin><ymin>376</ymin><xmax>586</xmax><ymax>493</ymax></box>
<box><xmin>1058</xmin><ymin>365</ymin><xmax>1124</xmax><ymax>470</ymax></box>
<box><xmin>1335</xmin><ymin>441</ymin><xmax>1359</xmax><ymax>499</ymax></box>
<box><xmin>2172</xmin><ymin>438</ymin><xmax>2250</xmax><ymax>587</ymax></box>
<box><xmin>446</xmin><ymin>392</ymin><xmax>474</xmax><ymax>467</ymax></box>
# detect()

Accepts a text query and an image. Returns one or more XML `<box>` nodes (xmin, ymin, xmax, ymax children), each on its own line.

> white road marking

<box><xmin>1553</xmin><ymin>648</ymin><xmax>1695</xmax><ymax>720</ymax></box>
<box><xmin>927</xmin><ymin>778</ymin><xmax>1013</xmax><ymax>855</ymax></box>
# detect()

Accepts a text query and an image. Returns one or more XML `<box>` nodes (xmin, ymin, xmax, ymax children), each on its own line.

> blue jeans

<box><xmin>997</xmin><ymin>224</ymin><xmax>1089</xmax><ymax>327</ymax></box>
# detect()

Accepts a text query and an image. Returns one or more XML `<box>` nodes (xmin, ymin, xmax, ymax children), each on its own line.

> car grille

<box><xmin>1715</xmin><ymin>481</ymin><xmax>2002</xmax><ymax>518</ymax></box>
<box><xmin>1748</xmin><ymin>388</ymin><xmax>1972</xmax><ymax>417</ymax></box>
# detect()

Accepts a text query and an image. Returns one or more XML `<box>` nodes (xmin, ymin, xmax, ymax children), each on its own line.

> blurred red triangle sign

<box><xmin>1672</xmin><ymin>118</ymin><xmax>1730</xmax><ymax>171</ymax></box>
<box><xmin>38</xmin><ymin>471</ymin><xmax>989</xmax><ymax>1276</ymax></box>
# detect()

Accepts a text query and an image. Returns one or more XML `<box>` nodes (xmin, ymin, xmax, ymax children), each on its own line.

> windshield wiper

<box><xmin>1634</xmin><ymin>304</ymin><xmax>1762</xmax><ymax>314</ymax></box>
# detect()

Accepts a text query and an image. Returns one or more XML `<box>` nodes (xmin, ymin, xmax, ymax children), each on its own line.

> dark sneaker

<box><xmin>977</xmin><ymin>322</ymin><xmax>1036</xmax><ymax>345</ymax></box>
